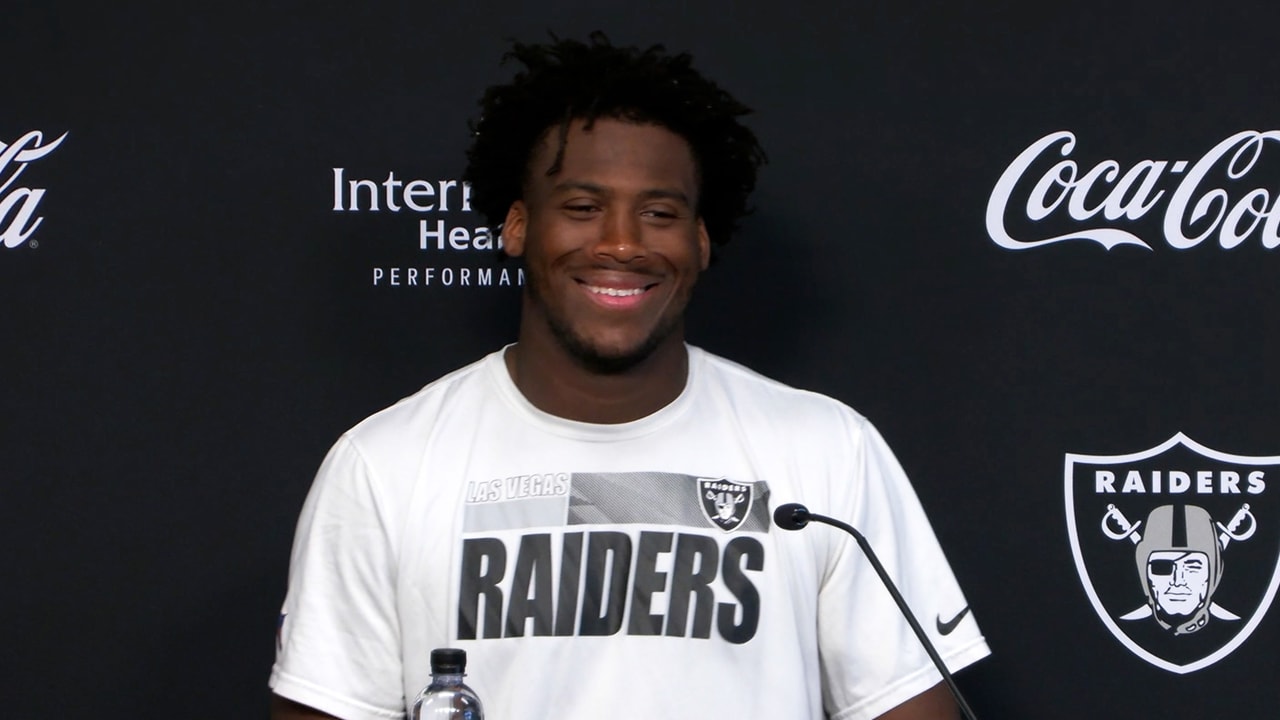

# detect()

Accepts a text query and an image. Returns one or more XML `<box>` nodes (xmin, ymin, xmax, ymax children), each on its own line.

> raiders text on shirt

<box><xmin>458</xmin><ymin>530</ymin><xmax>763</xmax><ymax>644</ymax></box>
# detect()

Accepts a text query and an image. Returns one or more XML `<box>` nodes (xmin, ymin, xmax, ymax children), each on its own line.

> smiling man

<box><xmin>270</xmin><ymin>34</ymin><xmax>989</xmax><ymax>720</ymax></box>
<box><xmin>501</xmin><ymin>117</ymin><xmax>708</xmax><ymax>422</ymax></box>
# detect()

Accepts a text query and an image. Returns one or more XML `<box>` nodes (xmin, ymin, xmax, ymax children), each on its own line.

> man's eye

<box><xmin>565</xmin><ymin>204</ymin><xmax>599</xmax><ymax>214</ymax></box>
<box><xmin>642</xmin><ymin>209</ymin><xmax>678</xmax><ymax>220</ymax></box>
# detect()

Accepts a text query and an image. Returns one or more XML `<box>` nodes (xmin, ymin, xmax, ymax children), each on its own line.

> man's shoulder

<box><xmin>344</xmin><ymin>349</ymin><xmax>501</xmax><ymax>444</ymax></box>
<box><xmin>693</xmin><ymin>346</ymin><xmax>870</xmax><ymax>432</ymax></box>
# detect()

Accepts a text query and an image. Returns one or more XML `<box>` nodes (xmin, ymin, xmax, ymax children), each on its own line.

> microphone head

<box><xmin>773</xmin><ymin>502</ymin><xmax>811</xmax><ymax>530</ymax></box>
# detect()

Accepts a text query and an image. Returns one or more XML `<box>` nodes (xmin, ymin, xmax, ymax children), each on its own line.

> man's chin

<box><xmin>544</xmin><ymin>310</ymin><xmax>683</xmax><ymax>375</ymax></box>
<box><xmin>559</xmin><ymin>332</ymin><xmax>667</xmax><ymax>375</ymax></box>
<box><xmin>569</xmin><ymin>342</ymin><xmax>655</xmax><ymax>374</ymax></box>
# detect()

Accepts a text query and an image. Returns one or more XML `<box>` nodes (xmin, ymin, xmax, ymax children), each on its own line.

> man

<box><xmin>271</xmin><ymin>34</ymin><xmax>989</xmax><ymax>720</ymax></box>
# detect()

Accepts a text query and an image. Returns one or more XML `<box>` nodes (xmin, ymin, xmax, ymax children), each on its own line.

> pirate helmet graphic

<box><xmin>1133</xmin><ymin>505</ymin><xmax>1222</xmax><ymax>635</ymax></box>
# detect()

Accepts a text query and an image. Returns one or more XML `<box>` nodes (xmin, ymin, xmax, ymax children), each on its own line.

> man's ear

<box><xmin>697</xmin><ymin>218</ymin><xmax>711</xmax><ymax>271</ymax></box>
<box><xmin>503</xmin><ymin>201</ymin><xmax>528</xmax><ymax>257</ymax></box>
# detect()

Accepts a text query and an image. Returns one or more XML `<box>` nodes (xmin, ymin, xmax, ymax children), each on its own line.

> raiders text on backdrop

<box><xmin>1094</xmin><ymin>470</ymin><xmax>1266</xmax><ymax>495</ymax></box>
<box><xmin>0</xmin><ymin>130</ymin><xmax>67</xmax><ymax>250</ymax></box>
<box><xmin>988</xmin><ymin>130</ymin><xmax>1280</xmax><ymax>251</ymax></box>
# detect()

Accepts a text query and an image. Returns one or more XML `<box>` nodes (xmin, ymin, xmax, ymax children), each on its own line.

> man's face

<box><xmin>1146</xmin><ymin>550</ymin><xmax>1210</xmax><ymax>617</ymax></box>
<box><xmin>503</xmin><ymin>118</ymin><xmax>709</xmax><ymax>371</ymax></box>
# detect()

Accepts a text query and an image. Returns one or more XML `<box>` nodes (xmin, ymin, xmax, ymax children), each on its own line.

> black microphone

<box><xmin>772</xmin><ymin>502</ymin><xmax>979</xmax><ymax>720</ymax></box>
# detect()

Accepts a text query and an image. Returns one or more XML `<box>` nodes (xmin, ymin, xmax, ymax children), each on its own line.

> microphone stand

<box><xmin>774</xmin><ymin>503</ymin><xmax>979</xmax><ymax>720</ymax></box>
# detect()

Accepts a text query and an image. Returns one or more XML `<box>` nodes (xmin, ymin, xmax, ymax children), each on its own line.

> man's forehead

<box><xmin>526</xmin><ymin>117</ymin><xmax>698</xmax><ymax>183</ymax></box>
<box><xmin>547</xmin><ymin>177</ymin><xmax>689</xmax><ymax>201</ymax></box>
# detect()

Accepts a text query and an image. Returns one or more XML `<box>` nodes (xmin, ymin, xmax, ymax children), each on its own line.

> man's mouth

<box><xmin>577</xmin><ymin>279</ymin><xmax>657</xmax><ymax>308</ymax></box>
<box><xmin>584</xmin><ymin>284</ymin><xmax>647</xmax><ymax>297</ymax></box>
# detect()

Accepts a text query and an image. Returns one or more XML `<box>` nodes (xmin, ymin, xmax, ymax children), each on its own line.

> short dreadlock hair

<box><xmin>464</xmin><ymin>33</ymin><xmax>766</xmax><ymax>256</ymax></box>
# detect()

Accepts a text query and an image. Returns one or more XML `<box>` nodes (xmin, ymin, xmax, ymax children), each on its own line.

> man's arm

<box><xmin>875</xmin><ymin>682</ymin><xmax>961</xmax><ymax>720</ymax></box>
<box><xmin>270</xmin><ymin>694</ymin><xmax>341</xmax><ymax>720</ymax></box>
<box><xmin>272</xmin><ymin>437</ymin><xmax>406</xmax><ymax>717</ymax></box>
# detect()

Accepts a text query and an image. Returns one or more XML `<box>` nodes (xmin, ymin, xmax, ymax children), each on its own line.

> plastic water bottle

<box><xmin>411</xmin><ymin>648</ymin><xmax>484</xmax><ymax>720</ymax></box>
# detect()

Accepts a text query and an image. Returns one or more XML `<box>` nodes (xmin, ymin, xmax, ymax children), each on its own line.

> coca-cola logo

<box><xmin>987</xmin><ymin>131</ymin><xmax>1280</xmax><ymax>251</ymax></box>
<box><xmin>1</xmin><ymin>130</ymin><xmax>68</xmax><ymax>250</ymax></box>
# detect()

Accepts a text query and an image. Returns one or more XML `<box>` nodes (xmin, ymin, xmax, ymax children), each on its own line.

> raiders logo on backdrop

<box><xmin>1066</xmin><ymin>433</ymin><xmax>1280</xmax><ymax>673</ymax></box>
<box><xmin>699</xmin><ymin>477</ymin><xmax>753</xmax><ymax>532</ymax></box>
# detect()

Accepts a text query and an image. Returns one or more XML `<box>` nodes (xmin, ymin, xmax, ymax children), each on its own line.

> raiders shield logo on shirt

<box><xmin>1065</xmin><ymin>433</ymin><xmax>1280</xmax><ymax>673</ymax></box>
<box><xmin>699</xmin><ymin>477</ymin><xmax>754</xmax><ymax>532</ymax></box>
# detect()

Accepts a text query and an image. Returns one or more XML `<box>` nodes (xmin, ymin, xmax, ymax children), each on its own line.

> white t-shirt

<box><xmin>270</xmin><ymin>346</ymin><xmax>989</xmax><ymax>720</ymax></box>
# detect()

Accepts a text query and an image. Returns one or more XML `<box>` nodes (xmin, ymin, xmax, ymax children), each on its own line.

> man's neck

<box><xmin>504</xmin><ymin>330</ymin><xmax>690</xmax><ymax>425</ymax></box>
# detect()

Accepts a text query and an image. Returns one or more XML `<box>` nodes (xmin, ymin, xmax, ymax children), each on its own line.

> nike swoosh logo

<box><xmin>936</xmin><ymin>606</ymin><xmax>971</xmax><ymax>635</ymax></box>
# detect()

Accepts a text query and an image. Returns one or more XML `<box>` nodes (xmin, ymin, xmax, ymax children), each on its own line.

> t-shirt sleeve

<box><xmin>270</xmin><ymin>435</ymin><xmax>407</xmax><ymax>720</ymax></box>
<box><xmin>817</xmin><ymin>418</ymin><xmax>990</xmax><ymax>720</ymax></box>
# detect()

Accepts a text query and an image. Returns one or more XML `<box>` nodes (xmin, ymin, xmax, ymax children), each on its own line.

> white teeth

<box><xmin>588</xmin><ymin>285</ymin><xmax>644</xmax><ymax>297</ymax></box>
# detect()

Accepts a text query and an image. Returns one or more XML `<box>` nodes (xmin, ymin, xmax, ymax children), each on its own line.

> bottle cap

<box><xmin>430</xmin><ymin>647</ymin><xmax>467</xmax><ymax>674</ymax></box>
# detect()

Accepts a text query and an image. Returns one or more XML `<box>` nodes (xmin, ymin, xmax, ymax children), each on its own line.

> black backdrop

<box><xmin>5</xmin><ymin>2</ymin><xmax>1279</xmax><ymax>717</ymax></box>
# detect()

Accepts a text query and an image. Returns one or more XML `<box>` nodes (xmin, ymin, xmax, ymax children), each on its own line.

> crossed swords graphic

<box><xmin>1101</xmin><ymin>503</ymin><xmax>1257</xmax><ymax>622</ymax></box>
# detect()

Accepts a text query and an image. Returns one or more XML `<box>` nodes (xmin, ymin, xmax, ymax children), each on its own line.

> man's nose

<box><xmin>594</xmin><ymin>210</ymin><xmax>644</xmax><ymax>262</ymax></box>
